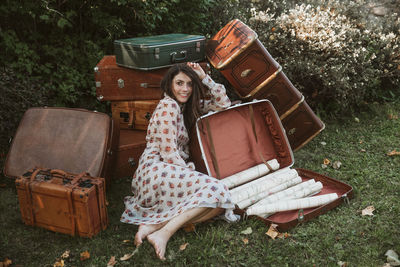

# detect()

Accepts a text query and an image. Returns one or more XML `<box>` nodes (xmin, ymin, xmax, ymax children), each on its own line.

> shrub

<box><xmin>247</xmin><ymin>0</ymin><xmax>400</xmax><ymax>116</ymax></box>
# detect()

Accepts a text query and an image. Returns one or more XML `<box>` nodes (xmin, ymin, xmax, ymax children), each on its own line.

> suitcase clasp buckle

<box><xmin>118</xmin><ymin>78</ymin><xmax>125</xmax><ymax>88</ymax></box>
<box><xmin>297</xmin><ymin>209</ymin><xmax>304</xmax><ymax>222</ymax></box>
<box><xmin>342</xmin><ymin>193</ymin><xmax>350</xmax><ymax>205</ymax></box>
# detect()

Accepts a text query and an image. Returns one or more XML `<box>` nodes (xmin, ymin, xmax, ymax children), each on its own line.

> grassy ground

<box><xmin>1</xmin><ymin>101</ymin><xmax>399</xmax><ymax>267</ymax></box>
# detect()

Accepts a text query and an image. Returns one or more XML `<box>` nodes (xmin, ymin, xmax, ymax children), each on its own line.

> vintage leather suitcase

<box><xmin>114</xmin><ymin>34</ymin><xmax>206</xmax><ymax>70</ymax></box>
<box><xmin>114</xmin><ymin>129</ymin><xmax>147</xmax><ymax>179</ymax></box>
<box><xmin>111</xmin><ymin>100</ymin><xmax>159</xmax><ymax>130</ymax></box>
<box><xmin>189</xmin><ymin>100</ymin><xmax>352</xmax><ymax>231</ymax></box>
<box><xmin>4</xmin><ymin>107</ymin><xmax>118</xmax><ymax>186</ymax></box>
<box><xmin>94</xmin><ymin>56</ymin><xmax>210</xmax><ymax>102</ymax></box>
<box><xmin>15</xmin><ymin>168</ymin><xmax>108</xmax><ymax>237</ymax></box>
<box><xmin>206</xmin><ymin>19</ymin><xmax>281</xmax><ymax>99</ymax></box>
<box><xmin>252</xmin><ymin>71</ymin><xmax>304</xmax><ymax>119</ymax></box>
<box><xmin>281</xmin><ymin>101</ymin><xmax>325</xmax><ymax>151</ymax></box>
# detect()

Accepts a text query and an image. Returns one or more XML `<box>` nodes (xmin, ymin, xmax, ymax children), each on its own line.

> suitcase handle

<box><xmin>171</xmin><ymin>51</ymin><xmax>187</xmax><ymax>63</ymax></box>
<box><xmin>49</xmin><ymin>169</ymin><xmax>88</xmax><ymax>185</ymax></box>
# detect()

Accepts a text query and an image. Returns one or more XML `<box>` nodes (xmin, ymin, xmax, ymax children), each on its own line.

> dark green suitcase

<box><xmin>114</xmin><ymin>34</ymin><xmax>206</xmax><ymax>70</ymax></box>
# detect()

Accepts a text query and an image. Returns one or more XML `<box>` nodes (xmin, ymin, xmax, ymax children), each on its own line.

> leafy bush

<box><xmin>248</xmin><ymin>0</ymin><xmax>400</xmax><ymax>116</ymax></box>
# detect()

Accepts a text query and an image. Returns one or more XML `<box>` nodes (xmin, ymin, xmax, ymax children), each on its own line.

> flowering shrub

<box><xmin>247</xmin><ymin>0</ymin><xmax>400</xmax><ymax>116</ymax></box>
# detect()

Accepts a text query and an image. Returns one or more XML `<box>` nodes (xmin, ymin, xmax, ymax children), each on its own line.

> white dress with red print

<box><xmin>120</xmin><ymin>75</ymin><xmax>237</xmax><ymax>225</ymax></box>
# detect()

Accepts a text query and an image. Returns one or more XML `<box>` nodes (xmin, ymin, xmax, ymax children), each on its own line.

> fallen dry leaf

<box><xmin>122</xmin><ymin>240</ymin><xmax>131</xmax><ymax>243</ymax></box>
<box><xmin>120</xmin><ymin>247</ymin><xmax>139</xmax><ymax>261</ymax></box>
<box><xmin>277</xmin><ymin>232</ymin><xmax>291</xmax><ymax>239</ymax></box>
<box><xmin>107</xmin><ymin>256</ymin><xmax>117</xmax><ymax>267</ymax></box>
<box><xmin>387</xmin><ymin>150</ymin><xmax>400</xmax><ymax>156</ymax></box>
<box><xmin>53</xmin><ymin>259</ymin><xmax>64</xmax><ymax>267</ymax></box>
<box><xmin>61</xmin><ymin>250</ymin><xmax>70</xmax><ymax>259</ymax></box>
<box><xmin>1</xmin><ymin>258</ymin><xmax>12</xmax><ymax>267</ymax></box>
<box><xmin>242</xmin><ymin>238</ymin><xmax>249</xmax><ymax>244</ymax></box>
<box><xmin>80</xmin><ymin>250</ymin><xmax>90</xmax><ymax>261</ymax></box>
<box><xmin>337</xmin><ymin>260</ymin><xmax>348</xmax><ymax>267</ymax></box>
<box><xmin>388</xmin><ymin>114</ymin><xmax>399</xmax><ymax>120</ymax></box>
<box><xmin>332</xmin><ymin>161</ymin><xmax>342</xmax><ymax>169</ymax></box>
<box><xmin>265</xmin><ymin>224</ymin><xmax>280</xmax><ymax>240</ymax></box>
<box><xmin>183</xmin><ymin>223</ymin><xmax>196</xmax><ymax>232</ymax></box>
<box><xmin>361</xmin><ymin>205</ymin><xmax>375</xmax><ymax>216</ymax></box>
<box><xmin>179</xmin><ymin>242</ymin><xmax>189</xmax><ymax>251</ymax></box>
<box><xmin>241</xmin><ymin>227</ymin><xmax>252</xmax><ymax>235</ymax></box>
<box><xmin>323</xmin><ymin>158</ymin><xmax>331</xmax><ymax>165</ymax></box>
<box><xmin>361</xmin><ymin>149</ymin><xmax>366</xmax><ymax>152</ymax></box>
<box><xmin>385</xmin><ymin>249</ymin><xmax>400</xmax><ymax>266</ymax></box>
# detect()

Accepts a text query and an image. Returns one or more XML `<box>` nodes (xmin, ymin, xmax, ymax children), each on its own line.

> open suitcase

<box><xmin>114</xmin><ymin>129</ymin><xmax>147</xmax><ymax>179</ymax></box>
<box><xmin>94</xmin><ymin>55</ymin><xmax>210</xmax><ymax>102</ymax></box>
<box><xmin>189</xmin><ymin>100</ymin><xmax>353</xmax><ymax>231</ymax></box>
<box><xmin>4</xmin><ymin>107</ymin><xmax>119</xmax><ymax>186</ymax></box>
<box><xmin>15</xmin><ymin>168</ymin><xmax>108</xmax><ymax>237</ymax></box>
<box><xmin>111</xmin><ymin>100</ymin><xmax>159</xmax><ymax>130</ymax></box>
<box><xmin>114</xmin><ymin>33</ymin><xmax>206</xmax><ymax>70</ymax></box>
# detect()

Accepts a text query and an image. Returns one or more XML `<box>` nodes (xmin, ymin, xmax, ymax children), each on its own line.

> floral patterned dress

<box><xmin>120</xmin><ymin>75</ymin><xmax>237</xmax><ymax>225</ymax></box>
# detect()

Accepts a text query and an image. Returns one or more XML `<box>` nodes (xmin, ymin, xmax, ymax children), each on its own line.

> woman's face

<box><xmin>171</xmin><ymin>72</ymin><xmax>193</xmax><ymax>103</ymax></box>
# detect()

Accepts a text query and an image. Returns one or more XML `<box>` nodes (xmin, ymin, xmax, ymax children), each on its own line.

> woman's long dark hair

<box><xmin>160</xmin><ymin>63</ymin><xmax>205</xmax><ymax>133</ymax></box>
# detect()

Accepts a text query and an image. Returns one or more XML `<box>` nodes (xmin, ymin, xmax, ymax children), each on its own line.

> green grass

<box><xmin>1</xmin><ymin>101</ymin><xmax>399</xmax><ymax>267</ymax></box>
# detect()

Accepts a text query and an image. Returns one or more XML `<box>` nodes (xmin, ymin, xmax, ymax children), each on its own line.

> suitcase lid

<box><xmin>4</xmin><ymin>107</ymin><xmax>113</xmax><ymax>179</ymax></box>
<box><xmin>191</xmin><ymin>99</ymin><xmax>294</xmax><ymax>179</ymax></box>
<box><xmin>114</xmin><ymin>34</ymin><xmax>206</xmax><ymax>51</ymax></box>
<box><xmin>206</xmin><ymin>19</ymin><xmax>258</xmax><ymax>69</ymax></box>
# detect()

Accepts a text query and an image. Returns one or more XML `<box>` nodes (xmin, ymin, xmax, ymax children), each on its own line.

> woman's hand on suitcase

<box><xmin>187</xmin><ymin>62</ymin><xmax>206</xmax><ymax>80</ymax></box>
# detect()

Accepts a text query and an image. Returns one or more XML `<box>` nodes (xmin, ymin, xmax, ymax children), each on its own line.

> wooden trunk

<box><xmin>114</xmin><ymin>130</ymin><xmax>147</xmax><ymax>179</ymax></box>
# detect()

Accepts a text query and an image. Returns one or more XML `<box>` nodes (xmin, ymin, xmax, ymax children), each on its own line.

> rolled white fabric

<box><xmin>246</xmin><ymin>193</ymin><xmax>339</xmax><ymax>216</ymax></box>
<box><xmin>230</xmin><ymin>167</ymin><xmax>296</xmax><ymax>195</ymax></box>
<box><xmin>256</xmin><ymin>182</ymin><xmax>324</xmax><ymax>218</ymax></box>
<box><xmin>230</xmin><ymin>168</ymin><xmax>298</xmax><ymax>204</ymax></box>
<box><xmin>221</xmin><ymin>160</ymin><xmax>280</xmax><ymax>189</ymax></box>
<box><xmin>236</xmin><ymin>176</ymin><xmax>302</xmax><ymax>209</ymax></box>
<box><xmin>248</xmin><ymin>179</ymin><xmax>317</xmax><ymax>209</ymax></box>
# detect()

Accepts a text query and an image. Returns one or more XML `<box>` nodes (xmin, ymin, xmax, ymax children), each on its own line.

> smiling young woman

<box><xmin>120</xmin><ymin>62</ymin><xmax>237</xmax><ymax>260</ymax></box>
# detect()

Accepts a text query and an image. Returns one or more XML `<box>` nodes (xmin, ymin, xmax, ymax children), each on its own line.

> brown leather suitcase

<box><xmin>4</xmin><ymin>107</ymin><xmax>118</xmax><ymax>186</ymax></box>
<box><xmin>114</xmin><ymin>129</ymin><xmax>147</xmax><ymax>179</ymax></box>
<box><xmin>94</xmin><ymin>55</ymin><xmax>210</xmax><ymax>102</ymax></box>
<box><xmin>111</xmin><ymin>100</ymin><xmax>159</xmax><ymax>130</ymax></box>
<box><xmin>15</xmin><ymin>168</ymin><xmax>108</xmax><ymax>237</ymax></box>
<box><xmin>281</xmin><ymin>101</ymin><xmax>325</xmax><ymax>152</ymax></box>
<box><xmin>252</xmin><ymin>71</ymin><xmax>304</xmax><ymax>119</ymax></box>
<box><xmin>189</xmin><ymin>100</ymin><xmax>352</xmax><ymax>231</ymax></box>
<box><xmin>206</xmin><ymin>19</ymin><xmax>281</xmax><ymax>99</ymax></box>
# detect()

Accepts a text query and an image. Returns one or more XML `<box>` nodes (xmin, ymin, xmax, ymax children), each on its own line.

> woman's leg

<box><xmin>134</xmin><ymin>221</ymin><xmax>168</xmax><ymax>247</ymax></box>
<box><xmin>189</xmin><ymin>207</ymin><xmax>223</xmax><ymax>224</ymax></box>
<box><xmin>147</xmin><ymin>207</ymin><xmax>210</xmax><ymax>260</ymax></box>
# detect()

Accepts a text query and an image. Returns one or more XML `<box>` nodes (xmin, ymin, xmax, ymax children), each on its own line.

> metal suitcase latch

<box><xmin>118</xmin><ymin>78</ymin><xmax>124</xmax><ymax>88</ymax></box>
<box><xmin>95</xmin><ymin>81</ymin><xmax>101</xmax><ymax>88</ymax></box>
<box><xmin>196</xmin><ymin>41</ymin><xmax>201</xmax><ymax>53</ymax></box>
<box><xmin>154</xmin><ymin>48</ymin><xmax>160</xmax><ymax>60</ymax></box>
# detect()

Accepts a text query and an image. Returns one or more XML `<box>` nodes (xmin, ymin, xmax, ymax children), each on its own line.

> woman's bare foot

<box><xmin>147</xmin><ymin>229</ymin><xmax>170</xmax><ymax>260</ymax></box>
<box><xmin>134</xmin><ymin>223</ymin><xmax>166</xmax><ymax>247</ymax></box>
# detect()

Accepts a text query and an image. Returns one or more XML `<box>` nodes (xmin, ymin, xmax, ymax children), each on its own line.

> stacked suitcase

<box><xmin>95</xmin><ymin>34</ymin><xmax>209</xmax><ymax>179</ymax></box>
<box><xmin>206</xmin><ymin>19</ymin><xmax>325</xmax><ymax>151</ymax></box>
